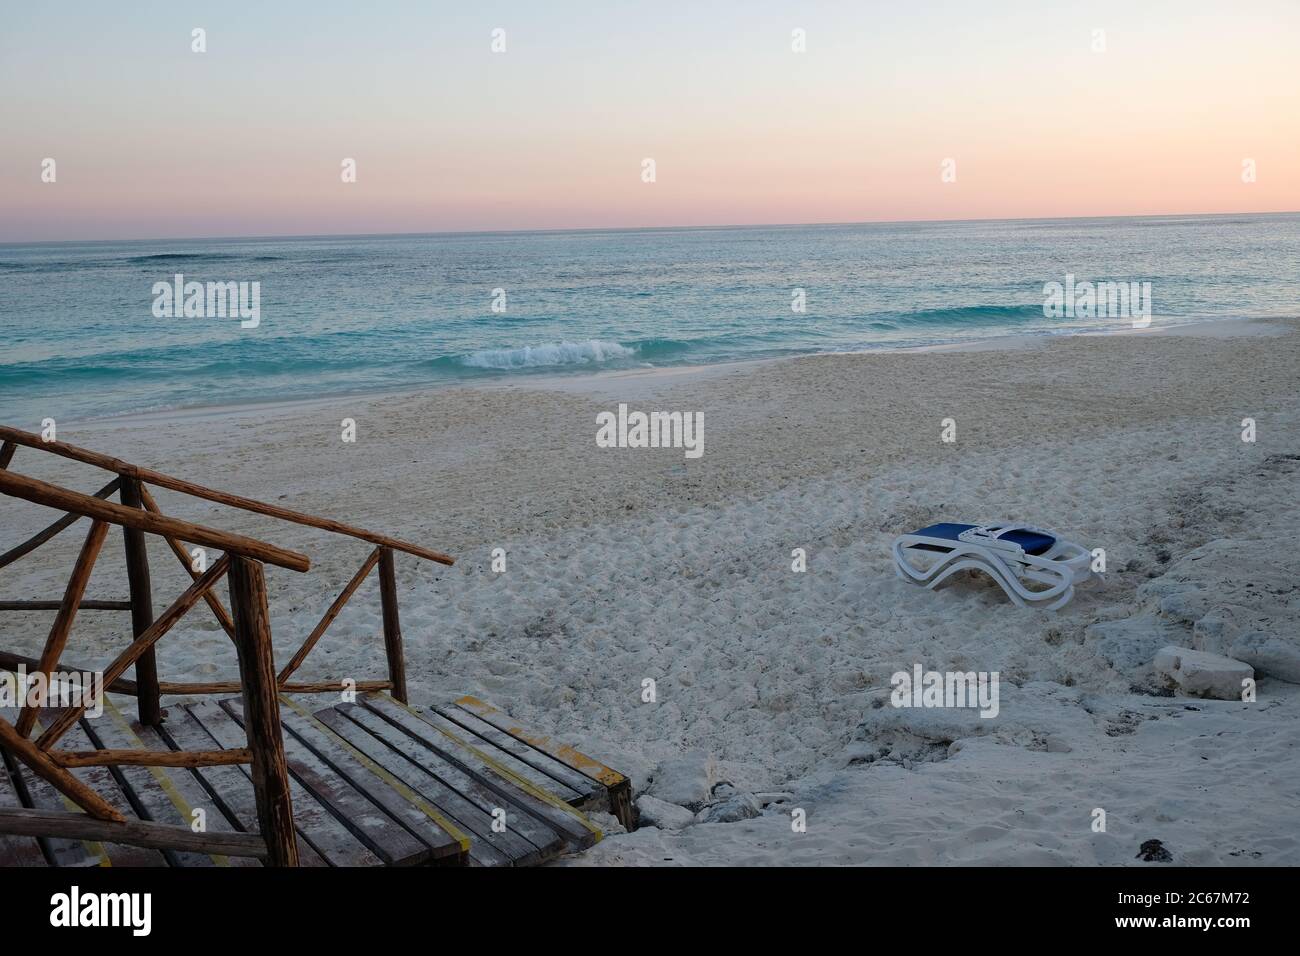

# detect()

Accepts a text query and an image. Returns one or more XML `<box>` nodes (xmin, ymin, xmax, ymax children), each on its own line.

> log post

<box><xmin>227</xmin><ymin>556</ymin><xmax>298</xmax><ymax>867</ymax></box>
<box><xmin>119</xmin><ymin>477</ymin><xmax>162</xmax><ymax>726</ymax></box>
<box><xmin>377</xmin><ymin>547</ymin><xmax>407</xmax><ymax>703</ymax></box>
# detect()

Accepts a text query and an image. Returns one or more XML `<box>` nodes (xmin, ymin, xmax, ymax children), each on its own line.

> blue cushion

<box><xmin>911</xmin><ymin>522</ymin><xmax>1055</xmax><ymax>556</ymax></box>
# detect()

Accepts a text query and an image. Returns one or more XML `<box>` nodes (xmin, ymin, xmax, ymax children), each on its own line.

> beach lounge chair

<box><xmin>892</xmin><ymin>522</ymin><xmax>1092</xmax><ymax>610</ymax></box>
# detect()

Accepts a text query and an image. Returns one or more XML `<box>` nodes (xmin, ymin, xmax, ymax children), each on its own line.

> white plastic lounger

<box><xmin>892</xmin><ymin>522</ymin><xmax>1092</xmax><ymax>610</ymax></box>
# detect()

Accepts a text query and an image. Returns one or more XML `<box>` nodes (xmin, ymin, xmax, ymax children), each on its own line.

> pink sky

<box><xmin>2</xmin><ymin>1</ymin><xmax>1297</xmax><ymax>241</ymax></box>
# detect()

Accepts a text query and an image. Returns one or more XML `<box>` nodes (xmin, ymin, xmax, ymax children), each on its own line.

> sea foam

<box><xmin>459</xmin><ymin>339</ymin><xmax>636</xmax><ymax>369</ymax></box>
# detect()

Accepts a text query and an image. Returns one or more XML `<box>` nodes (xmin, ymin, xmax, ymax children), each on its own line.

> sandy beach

<box><xmin>4</xmin><ymin>318</ymin><xmax>1298</xmax><ymax>866</ymax></box>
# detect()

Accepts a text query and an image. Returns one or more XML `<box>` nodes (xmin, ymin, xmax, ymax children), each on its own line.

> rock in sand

<box><xmin>634</xmin><ymin>794</ymin><xmax>697</xmax><ymax>830</ymax></box>
<box><xmin>1153</xmin><ymin>645</ymin><xmax>1253</xmax><ymax>700</ymax></box>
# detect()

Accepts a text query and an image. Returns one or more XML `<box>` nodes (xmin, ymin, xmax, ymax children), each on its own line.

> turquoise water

<box><xmin>2</xmin><ymin>214</ymin><xmax>1298</xmax><ymax>424</ymax></box>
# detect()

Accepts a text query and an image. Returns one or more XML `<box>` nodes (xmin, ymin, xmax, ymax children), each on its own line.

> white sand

<box><xmin>4</xmin><ymin>317</ymin><xmax>1297</xmax><ymax>865</ymax></box>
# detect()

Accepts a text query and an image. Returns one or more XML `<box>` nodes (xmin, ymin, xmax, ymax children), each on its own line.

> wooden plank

<box><xmin>54</xmin><ymin>719</ymin><xmax>167</xmax><ymax>866</ymax></box>
<box><xmin>453</xmin><ymin>695</ymin><xmax>629</xmax><ymax>790</ymax></box>
<box><xmin>433</xmin><ymin>704</ymin><xmax>602</xmax><ymax>805</ymax></box>
<box><xmin>156</xmin><ymin>705</ymin><xmax>325</xmax><ymax>867</ymax></box>
<box><xmin>409</xmin><ymin>703</ymin><xmax>587</xmax><ymax>804</ymax></box>
<box><xmin>79</xmin><ymin>705</ymin><xmax>217</xmax><ymax>867</ymax></box>
<box><xmin>314</xmin><ymin>707</ymin><xmax>519</xmax><ymax>867</ymax></box>
<box><xmin>360</xmin><ymin>696</ymin><xmax>600</xmax><ymax>852</ymax></box>
<box><xmin>0</xmin><ymin>706</ymin><xmax>99</xmax><ymax>866</ymax></box>
<box><xmin>6</xmin><ymin>762</ymin><xmax>102</xmax><ymax>866</ymax></box>
<box><xmin>127</xmin><ymin>716</ymin><xmax>259</xmax><ymax>867</ymax></box>
<box><xmin>0</xmin><ymin>440</ymin><xmax>14</xmax><ymax>469</ymax></box>
<box><xmin>0</xmin><ymin>714</ymin><xmax>125</xmax><ymax>822</ymax></box>
<box><xmin>0</xmin><ymin>751</ymin><xmax>48</xmax><ymax>866</ymax></box>
<box><xmin>0</xmin><ymin>468</ymin><xmax>311</xmax><ymax>572</ymax></box>
<box><xmin>454</xmin><ymin>694</ymin><xmax>634</xmax><ymax>828</ymax></box>
<box><xmin>187</xmin><ymin>700</ymin><xmax>378</xmax><ymax>866</ymax></box>
<box><xmin>340</xmin><ymin>703</ymin><xmax>566</xmax><ymax>859</ymax></box>
<box><xmin>0</xmin><ymin>809</ymin><xmax>269</xmax><ymax>858</ymax></box>
<box><xmin>275</xmin><ymin>698</ymin><xmax>465</xmax><ymax>864</ymax></box>
<box><xmin>338</xmin><ymin>702</ymin><xmax>573</xmax><ymax>860</ymax></box>
<box><xmin>0</xmin><ymin>426</ymin><xmax>451</xmax><ymax>566</ymax></box>
<box><xmin>221</xmin><ymin>698</ymin><xmax>429</xmax><ymax>866</ymax></box>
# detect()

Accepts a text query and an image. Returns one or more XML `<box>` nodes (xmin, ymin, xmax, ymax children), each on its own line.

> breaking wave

<box><xmin>458</xmin><ymin>339</ymin><xmax>638</xmax><ymax>369</ymax></box>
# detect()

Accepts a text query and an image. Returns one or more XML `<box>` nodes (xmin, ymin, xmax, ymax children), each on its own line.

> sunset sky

<box><xmin>2</xmin><ymin>0</ymin><xmax>1297</xmax><ymax>241</ymax></box>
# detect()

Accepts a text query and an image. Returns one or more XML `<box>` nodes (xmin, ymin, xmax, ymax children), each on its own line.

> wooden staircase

<box><xmin>0</xmin><ymin>426</ymin><xmax>632</xmax><ymax>866</ymax></box>
<box><xmin>1</xmin><ymin>691</ymin><xmax>629</xmax><ymax>867</ymax></box>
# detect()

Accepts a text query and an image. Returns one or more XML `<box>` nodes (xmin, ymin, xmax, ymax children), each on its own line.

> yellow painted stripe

<box><xmin>102</xmin><ymin>696</ymin><xmax>230</xmax><ymax>867</ymax></box>
<box><xmin>386</xmin><ymin>696</ymin><xmax>602</xmax><ymax>842</ymax></box>
<box><xmin>27</xmin><ymin>711</ymin><xmax>111</xmax><ymax>868</ymax></box>
<box><xmin>2</xmin><ymin>682</ymin><xmax>108</xmax><ymax>866</ymax></box>
<box><xmin>279</xmin><ymin>695</ymin><xmax>471</xmax><ymax>855</ymax></box>
<box><xmin>455</xmin><ymin>694</ymin><xmax>628</xmax><ymax>788</ymax></box>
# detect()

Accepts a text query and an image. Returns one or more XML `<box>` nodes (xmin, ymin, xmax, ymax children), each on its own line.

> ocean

<box><xmin>2</xmin><ymin>213</ymin><xmax>1298</xmax><ymax>425</ymax></box>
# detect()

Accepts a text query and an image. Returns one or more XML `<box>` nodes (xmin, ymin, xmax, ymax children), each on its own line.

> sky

<box><xmin>1</xmin><ymin>0</ymin><xmax>1297</xmax><ymax>242</ymax></box>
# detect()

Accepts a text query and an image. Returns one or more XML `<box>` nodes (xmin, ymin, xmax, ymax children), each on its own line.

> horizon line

<box><xmin>4</xmin><ymin>208</ymin><xmax>1298</xmax><ymax>248</ymax></box>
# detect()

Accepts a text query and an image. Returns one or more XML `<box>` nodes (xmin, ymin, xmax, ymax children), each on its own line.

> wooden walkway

<box><xmin>0</xmin><ymin>691</ymin><xmax>630</xmax><ymax>867</ymax></box>
<box><xmin>0</xmin><ymin>428</ymin><xmax>635</xmax><ymax>864</ymax></box>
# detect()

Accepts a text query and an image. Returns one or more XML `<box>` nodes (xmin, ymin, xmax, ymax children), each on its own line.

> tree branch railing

<box><xmin>34</xmin><ymin>554</ymin><xmax>233</xmax><ymax>751</ymax></box>
<box><xmin>136</xmin><ymin>482</ymin><xmax>238</xmax><ymax>641</ymax></box>
<box><xmin>0</xmin><ymin>426</ymin><xmax>454</xmax><ymax>565</ymax></box>
<box><xmin>0</xmin><ymin>426</ymin><xmax>456</xmax><ymax>865</ymax></box>
<box><xmin>0</xmin><ymin>476</ymin><xmax>120</xmax><ymax>570</ymax></box>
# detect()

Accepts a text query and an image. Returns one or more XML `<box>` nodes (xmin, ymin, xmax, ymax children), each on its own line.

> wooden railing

<box><xmin>0</xmin><ymin>426</ymin><xmax>455</xmax><ymax>865</ymax></box>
